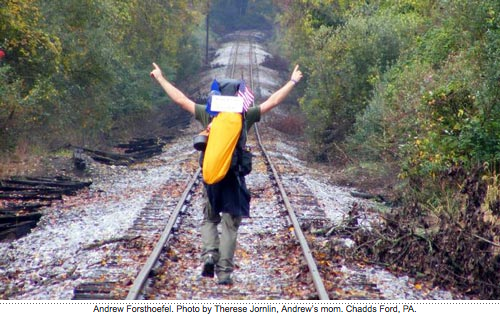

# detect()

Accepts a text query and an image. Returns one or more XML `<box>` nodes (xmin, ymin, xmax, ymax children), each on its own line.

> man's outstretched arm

<box><xmin>259</xmin><ymin>65</ymin><xmax>303</xmax><ymax>114</ymax></box>
<box><xmin>150</xmin><ymin>62</ymin><xmax>196</xmax><ymax>115</ymax></box>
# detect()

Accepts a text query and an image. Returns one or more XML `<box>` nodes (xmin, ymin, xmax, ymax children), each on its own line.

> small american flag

<box><xmin>238</xmin><ymin>80</ymin><xmax>254</xmax><ymax>112</ymax></box>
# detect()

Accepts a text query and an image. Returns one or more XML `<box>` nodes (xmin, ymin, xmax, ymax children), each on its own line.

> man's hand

<box><xmin>290</xmin><ymin>65</ymin><xmax>303</xmax><ymax>83</ymax></box>
<box><xmin>150</xmin><ymin>62</ymin><xmax>163</xmax><ymax>80</ymax></box>
<box><xmin>260</xmin><ymin>64</ymin><xmax>304</xmax><ymax>114</ymax></box>
<box><xmin>149</xmin><ymin>62</ymin><xmax>196</xmax><ymax>114</ymax></box>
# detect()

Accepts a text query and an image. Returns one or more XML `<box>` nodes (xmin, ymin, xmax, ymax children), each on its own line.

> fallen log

<box><xmin>0</xmin><ymin>212</ymin><xmax>43</xmax><ymax>225</ymax></box>
<box><xmin>0</xmin><ymin>203</ymin><xmax>45</xmax><ymax>215</ymax></box>
<box><xmin>77</xmin><ymin>135</ymin><xmax>171</xmax><ymax>166</ymax></box>
<box><xmin>2</xmin><ymin>176</ymin><xmax>92</xmax><ymax>190</ymax></box>
<box><xmin>127</xmin><ymin>148</ymin><xmax>163</xmax><ymax>161</ymax></box>
<box><xmin>0</xmin><ymin>176</ymin><xmax>92</xmax><ymax>241</ymax></box>
<box><xmin>0</xmin><ymin>192</ymin><xmax>62</xmax><ymax>201</ymax></box>
<box><xmin>0</xmin><ymin>177</ymin><xmax>91</xmax><ymax>201</ymax></box>
<box><xmin>123</xmin><ymin>144</ymin><xmax>163</xmax><ymax>155</ymax></box>
<box><xmin>81</xmin><ymin>147</ymin><xmax>134</xmax><ymax>164</ymax></box>
<box><xmin>0</xmin><ymin>185</ymin><xmax>79</xmax><ymax>196</ymax></box>
<box><xmin>0</xmin><ymin>220</ymin><xmax>40</xmax><ymax>241</ymax></box>
<box><xmin>115</xmin><ymin>136</ymin><xmax>172</xmax><ymax>151</ymax></box>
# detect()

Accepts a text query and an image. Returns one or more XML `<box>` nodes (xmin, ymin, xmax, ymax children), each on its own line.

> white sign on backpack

<box><xmin>210</xmin><ymin>95</ymin><xmax>244</xmax><ymax>113</ymax></box>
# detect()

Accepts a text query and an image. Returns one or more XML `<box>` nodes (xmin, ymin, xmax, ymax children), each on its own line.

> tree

<box><xmin>0</xmin><ymin>0</ymin><xmax>62</xmax><ymax>149</ymax></box>
<box><xmin>0</xmin><ymin>0</ymin><xmax>204</xmax><ymax>152</ymax></box>
<box><xmin>209</xmin><ymin>0</ymin><xmax>275</xmax><ymax>33</ymax></box>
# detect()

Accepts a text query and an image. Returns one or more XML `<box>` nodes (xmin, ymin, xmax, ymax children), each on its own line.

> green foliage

<box><xmin>407</xmin><ymin>83</ymin><xmax>477</xmax><ymax>178</ymax></box>
<box><xmin>275</xmin><ymin>0</ymin><xmax>350</xmax><ymax>63</ymax></box>
<box><xmin>276</xmin><ymin>0</ymin><xmax>500</xmax><ymax>205</ymax></box>
<box><xmin>346</xmin><ymin>0</ymin><xmax>499</xmax><ymax>207</ymax></box>
<box><xmin>0</xmin><ymin>0</ymin><xmax>203</xmax><ymax>151</ymax></box>
<box><xmin>298</xmin><ymin>8</ymin><xmax>424</xmax><ymax>161</ymax></box>
<box><xmin>209</xmin><ymin>0</ymin><xmax>276</xmax><ymax>33</ymax></box>
<box><xmin>275</xmin><ymin>0</ymin><xmax>500</xmax><ymax>297</ymax></box>
<box><xmin>277</xmin><ymin>0</ymin><xmax>500</xmax><ymax>190</ymax></box>
<box><xmin>0</xmin><ymin>0</ymin><xmax>62</xmax><ymax>82</ymax></box>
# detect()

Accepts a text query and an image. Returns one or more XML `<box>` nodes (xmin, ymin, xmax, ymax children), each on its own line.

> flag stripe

<box><xmin>238</xmin><ymin>81</ymin><xmax>254</xmax><ymax>112</ymax></box>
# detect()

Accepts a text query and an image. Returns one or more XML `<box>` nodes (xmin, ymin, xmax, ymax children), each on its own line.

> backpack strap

<box><xmin>231</xmin><ymin>114</ymin><xmax>252</xmax><ymax>177</ymax></box>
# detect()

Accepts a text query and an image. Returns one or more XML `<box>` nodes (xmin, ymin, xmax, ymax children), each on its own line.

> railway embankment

<box><xmin>0</xmin><ymin>32</ymin><xmax>458</xmax><ymax>300</ymax></box>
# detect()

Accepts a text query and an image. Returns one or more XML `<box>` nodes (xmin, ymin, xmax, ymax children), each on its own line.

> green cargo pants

<box><xmin>200</xmin><ymin>197</ymin><xmax>242</xmax><ymax>280</ymax></box>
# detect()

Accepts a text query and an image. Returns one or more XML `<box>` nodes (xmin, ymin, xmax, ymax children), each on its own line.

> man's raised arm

<box><xmin>150</xmin><ymin>62</ymin><xmax>196</xmax><ymax>115</ymax></box>
<box><xmin>259</xmin><ymin>65</ymin><xmax>303</xmax><ymax>114</ymax></box>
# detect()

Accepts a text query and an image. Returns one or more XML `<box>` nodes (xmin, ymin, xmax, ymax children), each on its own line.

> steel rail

<box><xmin>253</xmin><ymin>125</ymin><xmax>330</xmax><ymax>300</ymax></box>
<box><xmin>248</xmin><ymin>34</ymin><xmax>329</xmax><ymax>300</ymax></box>
<box><xmin>126</xmin><ymin>168</ymin><xmax>201</xmax><ymax>300</ymax></box>
<box><xmin>248</xmin><ymin>36</ymin><xmax>255</xmax><ymax>92</ymax></box>
<box><xmin>126</xmin><ymin>33</ymin><xmax>329</xmax><ymax>300</ymax></box>
<box><xmin>127</xmin><ymin>35</ymin><xmax>242</xmax><ymax>300</ymax></box>
<box><xmin>240</xmin><ymin>35</ymin><xmax>329</xmax><ymax>300</ymax></box>
<box><xmin>228</xmin><ymin>32</ymin><xmax>240</xmax><ymax>78</ymax></box>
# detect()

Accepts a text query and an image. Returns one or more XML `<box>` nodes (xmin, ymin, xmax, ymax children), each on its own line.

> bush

<box><xmin>301</xmin><ymin>9</ymin><xmax>424</xmax><ymax>161</ymax></box>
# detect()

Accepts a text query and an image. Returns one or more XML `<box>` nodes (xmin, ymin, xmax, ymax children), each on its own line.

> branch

<box><xmin>83</xmin><ymin>235</ymin><xmax>140</xmax><ymax>250</ymax></box>
<box><xmin>472</xmin><ymin>234</ymin><xmax>500</xmax><ymax>247</ymax></box>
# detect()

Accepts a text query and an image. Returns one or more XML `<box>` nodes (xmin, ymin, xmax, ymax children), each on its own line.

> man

<box><xmin>150</xmin><ymin>62</ymin><xmax>303</xmax><ymax>285</ymax></box>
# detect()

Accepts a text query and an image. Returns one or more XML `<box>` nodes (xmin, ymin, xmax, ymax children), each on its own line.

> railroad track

<box><xmin>73</xmin><ymin>32</ymin><xmax>382</xmax><ymax>300</ymax></box>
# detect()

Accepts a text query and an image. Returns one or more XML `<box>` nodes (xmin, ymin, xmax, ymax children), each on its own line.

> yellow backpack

<box><xmin>197</xmin><ymin>78</ymin><xmax>254</xmax><ymax>185</ymax></box>
<box><xmin>202</xmin><ymin>112</ymin><xmax>242</xmax><ymax>184</ymax></box>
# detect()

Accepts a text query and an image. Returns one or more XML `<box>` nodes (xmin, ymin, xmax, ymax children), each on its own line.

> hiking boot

<box><xmin>217</xmin><ymin>277</ymin><xmax>233</xmax><ymax>285</ymax></box>
<box><xmin>217</xmin><ymin>272</ymin><xmax>233</xmax><ymax>285</ymax></box>
<box><xmin>201</xmin><ymin>254</ymin><xmax>215</xmax><ymax>278</ymax></box>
